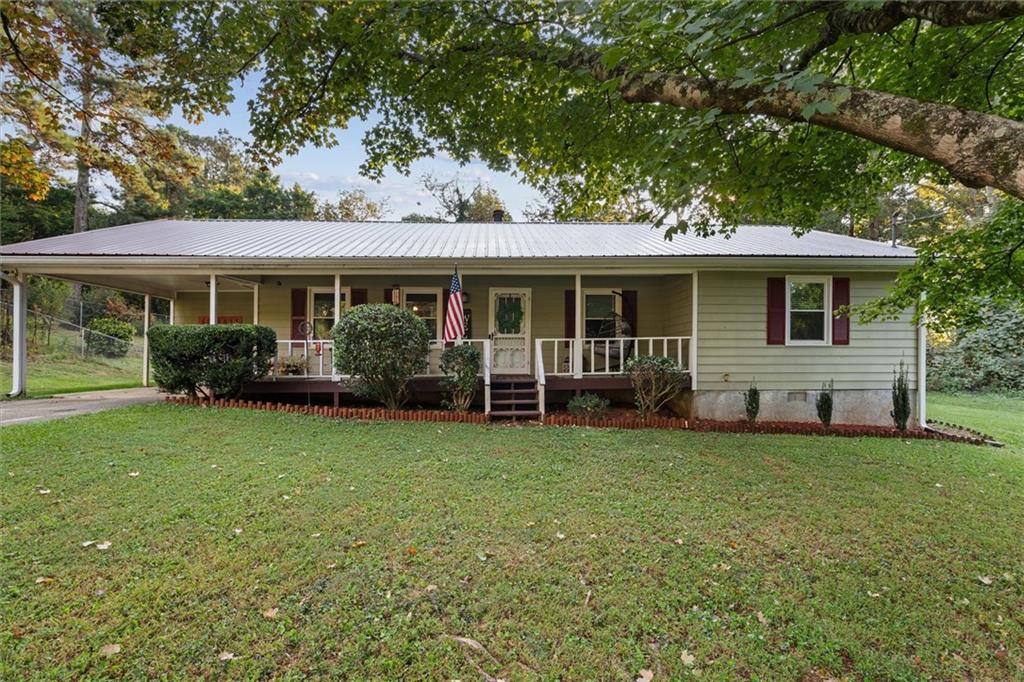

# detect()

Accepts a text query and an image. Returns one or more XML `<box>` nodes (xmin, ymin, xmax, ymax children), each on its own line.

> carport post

<box><xmin>4</xmin><ymin>273</ymin><xmax>27</xmax><ymax>397</ymax></box>
<box><xmin>209</xmin><ymin>274</ymin><xmax>217</xmax><ymax>324</ymax></box>
<box><xmin>142</xmin><ymin>294</ymin><xmax>151</xmax><ymax>387</ymax></box>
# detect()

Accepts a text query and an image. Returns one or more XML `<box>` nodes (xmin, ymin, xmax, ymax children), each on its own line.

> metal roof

<box><xmin>1</xmin><ymin>219</ymin><xmax>916</xmax><ymax>259</ymax></box>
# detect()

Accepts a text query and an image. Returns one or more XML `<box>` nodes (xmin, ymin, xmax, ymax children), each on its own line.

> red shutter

<box><xmin>290</xmin><ymin>288</ymin><xmax>307</xmax><ymax>339</ymax></box>
<box><xmin>832</xmin><ymin>277</ymin><xmax>850</xmax><ymax>345</ymax></box>
<box><xmin>351</xmin><ymin>289</ymin><xmax>367</xmax><ymax>306</ymax></box>
<box><xmin>766</xmin><ymin>278</ymin><xmax>786</xmax><ymax>345</ymax></box>
<box><xmin>621</xmin><ymin>290</ymin><xmax>638</xmax><ymax>336</ymax></box>
<box><xmin>564</xmin><ymin>290</ymin><xmax>575</xmax><ymax>339</ymax></box>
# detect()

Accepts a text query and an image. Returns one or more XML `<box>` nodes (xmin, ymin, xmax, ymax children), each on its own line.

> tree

<box><xmin>315</xmin><ymin>189</ymin><xmax>388</xmax><ymax>221</ymax></box>
<box><xmin>401</xmin><ymin>212</ymin><xmax>442</xmax><ymax>223</ymax></box>
<box><xmin>421</xmin><ymin>175</ymin><xmax>512</xmax><ymax>222</ymax></box>
<box><xmin>1</xmin><ymin>1</ymin><xmax>197</xmax><ymax>231</ymax></box>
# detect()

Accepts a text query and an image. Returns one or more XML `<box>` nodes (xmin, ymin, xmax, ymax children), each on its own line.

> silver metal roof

<box><xmin>1</xmin><ymin>219</ymin><xmax>916</xmax><ymax>259</ymax></box>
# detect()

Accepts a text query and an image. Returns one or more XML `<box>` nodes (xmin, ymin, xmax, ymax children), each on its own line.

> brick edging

<box><xmin>543</xmin><ymin>414</ymin><xmax>689</xmax><ymax>430</ymax></box>
<box><xmin>691</xmin><ymin>419</ymin><xmax>986</xmax><ymax>444</ymax></box>
<box><xmin>164</xmin><ymin>396</ymin><xmax>489</xmax><ymax>423</ymax></box>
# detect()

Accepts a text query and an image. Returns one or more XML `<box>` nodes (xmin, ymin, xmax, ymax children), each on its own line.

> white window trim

<box><xmin>308</xmin><ymin>286</ymin><xmax>350</xmax><ymax>339</ymax></box>
<box><xmin>582</xmin><ymin>288</ymin><xmax>622</xmax><ymax>339</ymax></box>
<box><xmin>785</xmin><ymin>275</ymin><xmax>832</xmax><ymax>346</ymax></box>
<box><xmin>402</xmin><ymin>287</ymin><xmax>443</xmax><ymax>339</ymax></box>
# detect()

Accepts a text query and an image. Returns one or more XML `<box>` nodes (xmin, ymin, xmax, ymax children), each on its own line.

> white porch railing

<box><xmin>270</xmin><ymin>338</ymin><xmax>493</xmax><ymax>413</ymax></box>
<box><xmin>536</xmin><ymin>336</ymin><xmax>691</xmax><ymax>377</ymax></box>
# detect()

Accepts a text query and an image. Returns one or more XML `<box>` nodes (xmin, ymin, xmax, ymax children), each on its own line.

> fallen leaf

<box><xmin>406</xmin><ymin>546</ymin><xmax>417</xmax><ymax>556</ymax></box>
<box><xmin>425</xmin><ymin>584</ymin><xmax>438</xmax><ymax>592</ymax></box>
<box><xmin>556</xmin><ymin>532</ymin><xmax>566</xmax><ymax>540</ymax></box>
<box><xmin>756</xmin><ymin>611</ymin><xmax>768</xmax><ymax>625</ymax></box>
<box><xmin>38</xmin><ymin>488</ymin><xmax>51</xmax><ymax>495</ymax></box>
<box><xmin>233</xmin><ymin>528</ymin><xmax>242</xmax><ymax>535</ymax></box>
<box><xmin>35</xmin><ymin>576</ymin><xmax>53</xmax><ymax>584</ymax></box>
<box><xmin>867</xmin><ymin>590</ymin><xmax>881</xmax><ymax>598</ymax></box>
<box><xmin>81</xmin><ymin>540</ymin><xmax>96</xmax><ymax>547</ymax></box>
<box><xmin>128</xmin><ymin>472</ymin><xmax>140</xmax><ymax>478</ymax></box>
<box><xmin>218</xmin><ymin>651</ymin><xmax>235</xmax><ymax>661</ymax></box>
<box><xmin>99</xmin><ymin>643</ymin><xmax>121</xmax><ymax>657</ymax></box>
<box><xmin>681</xmin><ymin>649</ymin><xmax>696</xmax><ymax>666</ymax></box>
<box><xmin>978</xmin><ymin>575</ymin><xmax>994</xmax><ymax>586</ymax></box>
<box><xmin>282</xmin><ymin>495</ymin><xmax>290</xmax><ymax>500</ymax></box>
<box><xmin>636</xmin><ymin>669</ymin><xmax>654</xmax><ymax>682</ymax></box>
<box><xmin>325</xmin><ymin>562</ymin><xmax>337</xmax><ymax>569</ymax></box>
<box><xmin>350</xmin><ymin>540</ymin><xmax>366</xmax><ymax>549</ymax></box>
<box><xmin>262</xmin><ymin>607</ymin><xmax>278</xmax><ymax>619</ymax></box>
<box><xmin>674</xmin><ymin>538</ymin><xmax>684</xmax><ymax>545</ymax></box>
<box><xmin>310</xmin><ymin>532</ymin><xmax>322</xmax><ymax>538</ymax></box>
<box><xmin>96</xmin><ymin>541</ymin><xmax>112</xmax><ymax>551</ymax></box>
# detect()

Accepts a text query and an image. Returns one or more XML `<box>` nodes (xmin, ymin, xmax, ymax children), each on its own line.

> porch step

<box><xmin>489</xmin><ymin>376</ymin><xmax>540</xmax><ymax>420</ymax></box>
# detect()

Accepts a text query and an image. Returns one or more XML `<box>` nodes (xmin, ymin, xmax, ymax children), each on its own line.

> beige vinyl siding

<box><xmin>173</xmin><ymin>292</ymin><xmax>253</xmax><ymax>326</ymax></box>
<box><xmin>661</xmin><ymin>275</ymin><xmax>692</xmax><ymax>337</ymax></box>
<box><xmin>696</xmin><ymin>270</ymin><xmax>917</xmax><ymax>391</ymax></box>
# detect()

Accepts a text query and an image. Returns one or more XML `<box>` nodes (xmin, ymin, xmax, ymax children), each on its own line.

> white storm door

<box><xmin>489</xmin><ymin>288</ymin><xmax>531</xmax><ymax>374</ymax></box>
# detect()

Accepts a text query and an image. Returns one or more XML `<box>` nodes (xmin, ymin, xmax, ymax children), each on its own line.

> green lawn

<box><xmin>0</xmin><ymin>354</ymin><xmax>142</xmax><ymax>399</ymax></box>
<box><xmin>2</xmin><ymin>398</ymin><xmax>1022</xmax><ymax>680</ymax></box>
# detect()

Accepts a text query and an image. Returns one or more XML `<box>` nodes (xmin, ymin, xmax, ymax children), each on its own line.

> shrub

<box><xmin>567</xmin><ymin>392</ymin><xmax>610</xmax><ymax>419</ymax></box>
<box><xmin>332</xmin><ymin>304</ymin><xmax>430</xmax><ymax>409</ymax></box>
<box><xmin>927</xmin><ymin>303</ymin><xmax>1024</xmax><ymax>395</ymax></box>
<box><xmin>149</xmin><ymin>324</ymin><xmax>276</xmax><ymax>399</ymax></box>
<box><xmin>625</xmin><ymin>355</ymin><xmax>686</xmax><ymax>418</ymax></box>
<box><xmin>85</xmin><ymin>317</ymin><xmax>135</xmax><ymax>357</ymax></box>
<box><xmin>440</xmin><ymin>344</ymin><xmax>481</xmax><ymax>412</ymax></box>
<box><xmin>891</xmin><ymin>360</ymin><xmax>911</xmax><ymax>431</ymax></box>
<box><xmin>744</xmin><ymin>382</ymin><xmax>760</xmax><ymax>423</ymax></box>
<box><xmin>816</xmin><ymin>379</ymin><xmax>834</xmax><ymax>429</ymax></box>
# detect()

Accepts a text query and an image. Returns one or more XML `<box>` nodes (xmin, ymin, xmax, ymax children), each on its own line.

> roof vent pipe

<box><xmin>492</xmin><ymin>209</ymin><xmax>505</xmax><ymax>222</ymax></box>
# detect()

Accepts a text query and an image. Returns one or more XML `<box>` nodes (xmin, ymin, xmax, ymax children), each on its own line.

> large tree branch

<box><xmin>607</xmin><ymin>67</ymin><xmax>1024</xmax><ymax>198</ymax></box>
<box><xmin>794</xmin><ymin>0</ymin><xmax>1024</xmax><ymax>71</ymax></box>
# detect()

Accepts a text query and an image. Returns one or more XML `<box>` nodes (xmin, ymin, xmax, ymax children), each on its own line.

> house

<box><xmin>1</xmin><ymin>218</ymin><xmax>924</xmax><ymax>426</ymax></box>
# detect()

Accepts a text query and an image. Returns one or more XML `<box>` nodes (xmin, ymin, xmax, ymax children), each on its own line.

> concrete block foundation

<box><xmin>693</xmin><ymin>389</ymin><xmax>918</xmax><ymax>427</ymax></box>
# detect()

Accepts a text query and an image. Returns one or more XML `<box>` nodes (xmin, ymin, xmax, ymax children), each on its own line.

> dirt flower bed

<box><xmin>164</xmin><ymin>396</ymin><xmax>488</xmax><ymax>423</ymax></box>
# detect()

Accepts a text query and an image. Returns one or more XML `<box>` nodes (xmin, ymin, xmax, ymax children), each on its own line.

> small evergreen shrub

<box><xmin>85</xmin><ymin>317</ymin><xmax>135</xmax><ymax>357</ymax></box>
<box><xmin>332</xmin><ymin>304</ymin><xmax>430</xmax><ymax>409</ymax></box>
<box><xmin>816</xmin><ymin>379</ymin><xmax>834</xmax><ymax>429</ymax></box>
<box><xmin>625</xmin><ymin>355</ymin><xmax>686</xmax><ymax>418</ymax></box>
<box><xmin>149</xmin><ymin>324</ymin><xmax>276</xmax><ymax>398</ymax></box>
<box><xmin>891</xmin><ymin>360</ymin><xmax>912</xmax><ymax>430</ymax></box>
<box><xmin>744</xmin><ymin>382</ymin><xmax>760</xmax><ymax>423</ymax></box>
<box><xmin>440</xmin><ymin>344</ymin><xmax>481</xmax><ymax>412</ymax></box>
<box><xmin>567</xmin><ymin>392</ymin><xmax>610</xmax><ymax>418</ymax></box>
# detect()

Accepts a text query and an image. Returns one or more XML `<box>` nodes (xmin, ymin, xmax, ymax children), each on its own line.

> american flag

<box><xmin>443</xmin><ymin>270</ymin><xmax>465</xmax><ymax>342</ymax></box>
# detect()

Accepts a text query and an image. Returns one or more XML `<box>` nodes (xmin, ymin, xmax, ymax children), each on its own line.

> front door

<box><xmin>489</xmin><ymin>288</ymin><xmax>531</xmax><ymax>374</ymax></box>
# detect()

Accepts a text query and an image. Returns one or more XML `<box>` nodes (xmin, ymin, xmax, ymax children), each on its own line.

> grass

<box><xmin>929</xmin><ymin>392</ymin><xmax>1024</xmax><ymax>449</ymax></box>
<box><xmin>0</xmin><ymin>354</ymin><xmax>142</xmax><ymax>399</ymax></box>
<box><xmin>2</xmin><ymin>397</ymin><xmax>1022</xmax><ymax>680</ymax></box>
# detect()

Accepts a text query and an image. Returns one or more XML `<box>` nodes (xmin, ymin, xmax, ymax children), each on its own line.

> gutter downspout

<box><xmin>917</xmin><ymin>294</ymin><xmax>927</xmax><ymax>429</ymax></box>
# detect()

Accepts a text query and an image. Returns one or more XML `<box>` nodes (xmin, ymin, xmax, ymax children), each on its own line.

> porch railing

<box><xmin>536</xmin><ymin>336</ymin><xmax>691</xmax><ymax>378</ymax></box>
<box><xmin>270</xmin><ymin>338</ymin><xmax>492</xmax><ymax>412</ymax></box>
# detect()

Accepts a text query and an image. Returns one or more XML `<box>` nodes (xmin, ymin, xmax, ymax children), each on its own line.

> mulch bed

<box><xmin>163</xmin><ymin>396</ymin><xmax>987</xmax><ymax>444</ymax></box>
<box><xmin>164</xmin><ymin>396</ymin><xmax>488</xmax><ymax>423</ymax></box>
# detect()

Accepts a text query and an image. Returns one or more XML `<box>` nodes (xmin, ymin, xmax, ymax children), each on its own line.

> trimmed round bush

<box><xmin>440</xmin><ymin>343</ymin><xmax>481</xmax><ymax>412</ymax></box>
<box><xmin>332</xmin><ymin>304</ymin><xmax>430</xmax><ymax>409</ymax></box>
<box><xmin>567</xmin><ymin>392</ymin><xmax>610</xmax><ymax>418</ymax></box>
<box><xmin>149</xmin><ymin>324</ymin><xmax>276</xmax><ymax>398</ymax></box>
<box><xmin>85</xmin><ymin>317</ymin><xmax>135</xmax><ymax>357</ymax></box>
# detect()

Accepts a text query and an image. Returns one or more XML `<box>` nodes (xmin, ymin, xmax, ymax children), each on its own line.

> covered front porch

<box><xmin>5</xmin><ymin>267</ymin><xmax>698</xmax><ymax>415</ymax></box>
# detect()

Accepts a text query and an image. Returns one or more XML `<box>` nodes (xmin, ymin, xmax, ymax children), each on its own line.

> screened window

<box><xmin>584</xmin><ymin>291</ymin><xmax>620</xmax><ymax>338</ymax></box>
<box><xmin>403</xmin><ymin>289</ymin><xmax>441</xmax><ymax>340</ymax></box>
<box><xmin>786</xmin><ymin>277</ymin><xmax>830</xmax><ymax>344</ymax></box>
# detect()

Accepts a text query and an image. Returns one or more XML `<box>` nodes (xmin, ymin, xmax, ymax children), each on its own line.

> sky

<box><xmin>167</xmin><ymin>78</ymin><xmax>542</xmax><ymax>221</ymax></box>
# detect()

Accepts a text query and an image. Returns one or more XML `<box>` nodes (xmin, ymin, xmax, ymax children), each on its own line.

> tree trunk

<box><xmin>74</xmin><ymin>66</ymin><xmax>93</xmax><ymax>234</ymax></box>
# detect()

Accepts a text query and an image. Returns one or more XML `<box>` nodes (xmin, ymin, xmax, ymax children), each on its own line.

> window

<box><xmin>309</xmin><ymin>287</ymin><xmax>349</xmax><ymax>339</ymax></box>
<box><xmin>583</xmin><ymin>290</ymin><xmax>621</xmax><ymax>338</ymax></box>
<box><xmin>402</xmin><ymin>288</ymin><xmax>442</xmax><ymax>340</ymax></box>
<box><xmin>786</xmin><ymin>276</ymin><xmax>831</xmax><ymax>345</ymax></box>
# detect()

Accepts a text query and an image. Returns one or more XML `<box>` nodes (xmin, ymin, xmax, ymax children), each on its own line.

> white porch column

<box><xmin>169</xmin><ymin>297</ymin><xmax>175</xmax><ymax>325</ymax></box>
<box><xmin>690</xmin><ymin>272</ymin><xmax>699</xmax><ymax>390</ymax></box>
<box><xmin>208</xmin><ymin>274</ymin><xmax>217</xmax><ymax>324</ymax></box>
<box><xmin>5</xmin><ymin>274</ymin><xmax>27</xmax><ymax>397</ymax></box>
<box><xmin>333</xmin><ymin>274</ymin><xmax>341</xmax><ymax>327</ymax></box>
<box><xmin>252</xmin><ymin>284</ymin><xmax>260</xmax><ymax>324</ymax></box>
<box><xmin>573</xmin><ymin>273</ymin><xmax>583</xmax><ymax>379</ymax></box>
<box><xmin>142</xmin><ymin>294</ymin><xmax>151</xmax><ymax>387</ymax></box>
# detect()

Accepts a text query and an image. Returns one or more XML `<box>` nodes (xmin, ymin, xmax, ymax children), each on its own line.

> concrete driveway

<box><xmin>1</xmin><ymin>387</ymin><xmax>163</xmax><ymax>426</ymax></box>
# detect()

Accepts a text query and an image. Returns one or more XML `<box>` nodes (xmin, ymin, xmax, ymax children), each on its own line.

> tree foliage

<box><xmin>421</xmin><ymin>175</ymin><xmax>511</xmax><ymax>222</ymax></box>
<box><xmin>928</xmin><ymin>303</ymin><xmax>1024</xmax><ymax>395</ymax></box>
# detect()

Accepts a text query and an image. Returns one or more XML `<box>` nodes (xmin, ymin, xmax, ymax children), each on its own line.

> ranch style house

<box><xmin>1</xmin><ymin>217</ymin><xmax>923</xmax><ymax>426</ymax></box>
